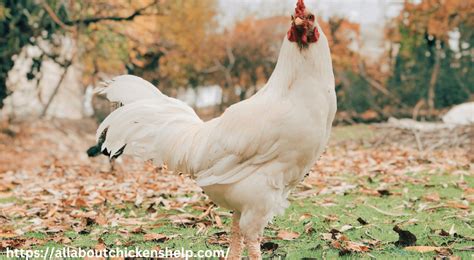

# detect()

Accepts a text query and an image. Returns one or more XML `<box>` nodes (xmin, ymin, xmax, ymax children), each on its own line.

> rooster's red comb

<box><xmin>295</xmin><ymin>0</ymin><xmax>306</xmax><ymax>17</ymax></box>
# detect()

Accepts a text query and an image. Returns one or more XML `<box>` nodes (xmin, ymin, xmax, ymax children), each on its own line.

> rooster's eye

<box><xmin>308</xmin><ymin>14</ymin><xmax>315</xmax><ymax>21</ymax></box>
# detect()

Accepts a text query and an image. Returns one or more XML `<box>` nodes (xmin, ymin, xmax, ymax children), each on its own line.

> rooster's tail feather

<box><xmin>95</xmin><ymin>75</ymin><xmax>163</xmax><ymax>105</ymax></box>
<box><xmin>94</xmin><ymin>75</ymin><xmax>203</xmax><ymax>165</ymax></box>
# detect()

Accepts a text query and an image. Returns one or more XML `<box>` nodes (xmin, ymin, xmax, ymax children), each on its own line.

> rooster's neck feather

<box><xmin>266</xmin><ymin>29</ymin><xmax>334</xmax><ymax>93</ymax></box>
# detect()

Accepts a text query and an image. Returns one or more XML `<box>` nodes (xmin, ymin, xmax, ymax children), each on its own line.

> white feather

<box><xmin>95</xmin><ymin>23</ymin><xmax>337</xmax><ymax>239</ymax></box>
<box><xmin>96</xmin><ymin>75</ymin><xmax>163</xmax><ymax>105</ymax></box>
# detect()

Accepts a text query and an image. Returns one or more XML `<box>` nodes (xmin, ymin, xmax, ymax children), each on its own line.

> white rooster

<box><xmin>94</xmin><ymin>0</ymin><xmax>336</xmax><ymax>258</ymax></box>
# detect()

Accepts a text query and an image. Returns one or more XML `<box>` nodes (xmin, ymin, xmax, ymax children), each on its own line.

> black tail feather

<box><xmin>87</xmin><ymin>145</ymin><xmax>102</xmax><ymax>157</ymax></box>
<box><xmin>87</xmin><ymin>127</ymin><xmax>108</xmax><ymax>157</ymax></box>
<box><xmin>86</xmin><ymin>127</ymin><xmax>126</xmax><ymax>159</ymax></box>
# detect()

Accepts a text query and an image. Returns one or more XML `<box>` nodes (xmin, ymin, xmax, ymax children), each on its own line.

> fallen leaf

<box><xmin>277</xmin><ymin>230</ymin><xmax>300</xmax><ymax>240</ymax></box>
<box><xmin>299</xmin><ymin>213</ymin><xmax>312</xmax><ymax>221</ymax></box>
<box><xmin>95</xmin><ymin>214</ymin><xmax>108</xmax><ymax>226</ymax></box>
<box><xmin>359</xmin><ymin>188</ymin><xmax>380</xmax><ymax>196</ymax></box>
<box><xmin>322</xmin><ymin>214</ymin><xmax>339</xmax><ymax>222</ymax></box>
<box><xmin>168</xmin><ymin>214</ymin><xmax>197</xmax><ymax>225</ymax></box>
<box><xmin>207</xmin><ymin>231</ymin><xmax>228</xmax><ymax>245</ymax></box>
<box><xmin>144</xmin><ymin>233</ymin><xmax>167</xmax><ymax>242</ymax></box>
<box><xmin>435</xmin><ymin>247</ymin><xmax>453</xmax><ymax>257</ymax></box>
<box><xmin>95</xmin><ymin>238</ymin><xmax>106</xmax><ymax>251</ymax></box>
<box><xmin>423</xmin><ymin>192</ymin><xmax>441</xmax><ymax>202</ymax></box>
<box><xmin>214</xmin><ymin>214</ymin><xmax>223</xmax><ymax>228</ymax></box>
<box><xmin>405</xmin><ymin>246</ymin><xmax>443</xmax><ymax>253</ymax></box>
<box><xmin>340</xmin><ymin>225</ymin><xmax>353</xmax><ymax>232</ymax></box>
<box><xmin>345</xmin><ymin>241</ymin><xmax>370</xmax><ymax>253</ymax></box>
<box><xmin>330</xmin><ymin>235</ymin><xmax>370</xmax><ymax>255</ymax></box>
<box><xmin>131</xmin><ymin>226</ymin><xmax>145</xmax><ymax>234</ymax></box>
<box><xmin>52</xmin><ymin>236</ymin><xmax>71</xmax><ymax>244</ymax></box>
<box><xmin>465</xmin><ymin>195</ymin><xmax>474</xmax><ymax>203</ymax></box>
<box><xmin>74</xmin><ymin>197</ymin><xmax>88</xmax><ymax>208</ymax></box>
<box><xmin>446</xmin><ymin>201</ymin><xmax>469</xmax><ymax>210</ymax></box>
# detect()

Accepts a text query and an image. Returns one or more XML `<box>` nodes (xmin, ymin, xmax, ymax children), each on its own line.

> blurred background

<box><xmin>1</xmin><ymin>0</ymin><xmax>472</xmax><ymax>123</ymax></box>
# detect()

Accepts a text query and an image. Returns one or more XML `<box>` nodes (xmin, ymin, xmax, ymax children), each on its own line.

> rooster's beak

<box><xmin>294</xmin><ymin>17</ymin><xmax>304</xmax><ymax>26</ymax></box>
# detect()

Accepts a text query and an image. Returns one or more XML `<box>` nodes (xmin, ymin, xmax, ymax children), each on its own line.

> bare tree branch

<box><xmin>41</xmin><ymin>0</ymin><xmax>159</xmax><ymax>29</ymax></box>
<box><xmin>40</xmin><ymin>0</ymin><xmax>75</xmax><ymax>32</ymax></box>
<box><xmin>63</xmin><ymin>1</ymin><xmax>159</xmax><ymax>26</ymax></box>
<box><xmin>40</xmin><ymin>61</ymin><xmax>72</xmax><ymax>118</ymax></box>
<box><xmin>358</xmin><ymin>61</ymin><xmax>409</xmax><ymax>108</ymax></box>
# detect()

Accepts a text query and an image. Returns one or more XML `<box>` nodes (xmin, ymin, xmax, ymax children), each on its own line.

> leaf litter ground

<box><xmin>0</xmin><ymin>120</ymin><xmax>472</xmax><ymax>259</ymax></box>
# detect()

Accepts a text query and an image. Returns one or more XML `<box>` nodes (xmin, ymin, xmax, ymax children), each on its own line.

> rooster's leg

<box><xmin>245</xmin><ymin>236</ymin><xmax>262</xmax><ymax>260</ymax></box>
<box><xmin>240</xmin><ymin>209</ymin><xmax>268</xmax><ymax>260</ymax></box>
<box><xmin>228</xmin><ymin>212</ymin><xmax>244</xmax><ymax>260</ymax></box>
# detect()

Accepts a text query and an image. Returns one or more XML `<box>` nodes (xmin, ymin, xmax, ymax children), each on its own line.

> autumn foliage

<box><xmin>1</xmin><ymin>0</ymin><xmax>473</xmax><ymax>120</ymax></box>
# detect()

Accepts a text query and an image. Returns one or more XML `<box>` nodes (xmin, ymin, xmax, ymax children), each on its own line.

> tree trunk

<box><xmin>427</xmin><ymin>42</ymin><xmax>441</xmax><ymax>117</ymax></box>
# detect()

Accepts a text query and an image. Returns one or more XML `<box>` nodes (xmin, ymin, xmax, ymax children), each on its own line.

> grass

<box><xmin>276</xmin><ymin>175</ymin><xmax>473</xmax><ymax>258</ymax></box>
<box><xmin>2</xmin><ymin>170</ymin><xmax>470</xmax><ymax>259</ymax></box>
<box><xmin>330</xmin><ymin>124</ymin><xmax>375</xmax><ymax>143</ymax></box>
<box><xmin>1</xmin><ymin>124</ymin><xmax>472</xmax><ymax>259</ymax></box>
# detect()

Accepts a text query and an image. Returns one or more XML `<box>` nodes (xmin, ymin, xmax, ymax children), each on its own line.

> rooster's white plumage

<box><xmin>94</xmin><ymin>1</ymin><xmax>336</xmax><ymax>258</ymax></box>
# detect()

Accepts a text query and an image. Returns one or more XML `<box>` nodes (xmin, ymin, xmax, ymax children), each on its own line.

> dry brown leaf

<box><xmin>277</xmin><ymin>230</ymin><xmax>300</xmax><ymax>240</ymax></box>
<box><xmin>131</xmin><ymin>226</ymin><xmax>145</xmax><ymax>234</ymax></box>
<box><xmin>446</xmin><ymin>201</ymin><xmax>469</xmax><ymax>210</ymax></box>
<box><xmin>465</xmin><ymin>195</ymin><xmax>474</xmax><ymax>203</ymax></box>
<box><xmin>405</xmin><ymin>246</ymin><xmax>442</xmax><ymax>253</ymax></box>
<box><xmin>144</xmin><ymin>233</ymin><xmax>168</xmax><ymax>242</ymax></box>
<box><xmin>52</xmin><ymin>236</ymin><xmax>72</xmax><ymax>244</ymax></box>
<box><xmin>95</xmin><ymin>241</ymin><xmax>107</xmax><ymax>251</ymax></box>
<box><xmin>74</xmin><ymin>197</ymin><xmax>89</xmax><ymax>208</ymax></box>
<box><xmin>322</xmin><ymin>214</ymin><xmax>339</xmax><ymax>222</ymax></box>
<box><xmin>207</xmin><ymin>231</ymin><xmax>229</xmax><ymax>245</ymax></box>
<box><xmin>169</xmin><ymin>214</ymin><xmax>197</xmax><ymax>225</ymax></box>
<box><xmin>424</xmin><ymin>192</ymin><xmax>440</xmax><ymax>202</ymax></box>
<box><xmin>345</xmin><ymin>241</ymin><xmax>370</xmax><ymax>252</ymax></box>
<box><xmin>359</xmin><ymin>188</ymin><xmax>381</xmax><ymax>196</ymax></box>
<box><xmin>214</xmin><ymin>214</ymin><xmax>223</xmax><ymax>228</ymax></box>
<box><xmin>299</xmin><ymin>213</ymin><xmax>312</xmax><ymax>221</ymax></box>
<box><xmin>95</xmin><ymin>214</ymin><xmax>108</xmax><ymax>226</ymax></box>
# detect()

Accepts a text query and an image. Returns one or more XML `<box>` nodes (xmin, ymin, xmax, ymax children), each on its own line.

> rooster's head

<box><xmin>287</xmin><ymin>0</ymin><xmax>320</xmax><ymax>49</ymax></box>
